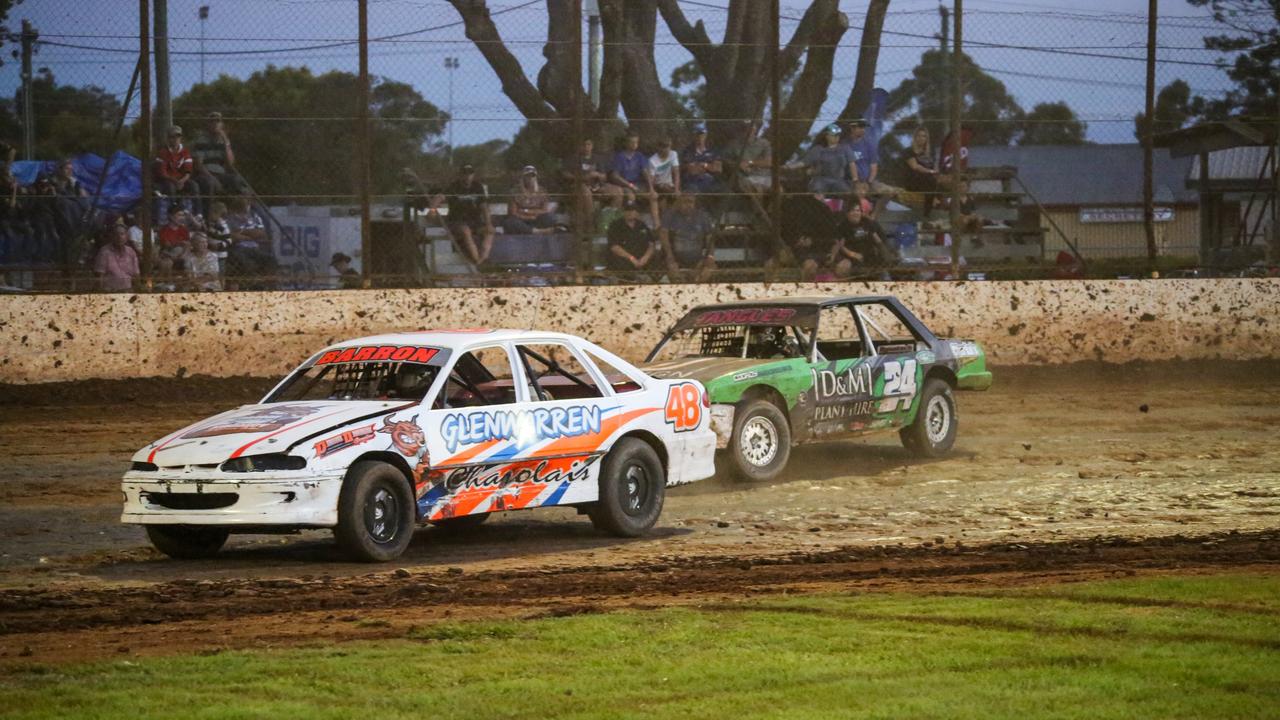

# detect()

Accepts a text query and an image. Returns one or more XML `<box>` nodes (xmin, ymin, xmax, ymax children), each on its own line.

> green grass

<box><xmin>3</xmin><ymin>573</ymin><xmax>1278</xmax><ymax>719</ymax></box>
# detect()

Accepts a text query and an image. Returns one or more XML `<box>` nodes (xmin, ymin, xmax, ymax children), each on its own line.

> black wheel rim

<box><xmin>364</xmin><ymin>486</ymin><xmax>399</xmax><ymax>544</ymax></box>
<box><xmin>621</xmin><ymin>463</ymin><xmax>652</xmax><ymax>517</ymax></box>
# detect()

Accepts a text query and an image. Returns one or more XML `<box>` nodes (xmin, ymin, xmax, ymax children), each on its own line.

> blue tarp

<box><xmin>10</xmin><ymin>151</ymin><xmax>142</xmax><ymax>213</ymax></box>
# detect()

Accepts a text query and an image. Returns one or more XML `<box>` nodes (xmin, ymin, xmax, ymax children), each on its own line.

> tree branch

<box><xmin>447</xmin><ymin>0</ymin><xmax>555</xmax><ymax>120</ymax></box>
<box><xmin>840</xmin><ymin>0</ymin><xmax>891</xmax><ymax>121</ymax></box>
<box><xmin>537</xmin><ymin>0</ymin><xmax>578</xmax><ymax>116</ymax></box>
<box><xmin>776</xmin><ymin>10</ymin><xmax>849</xmax><ymax>160</ymax></box>
<box><xmin>655</xmin><ymin>0</ymin><xmax>717</xmax><ymax>71</ymax></box>
<box><xmin>778</xmin><ymin>0</ymin><xmax>838</xmax><ymax>82</ymax></box>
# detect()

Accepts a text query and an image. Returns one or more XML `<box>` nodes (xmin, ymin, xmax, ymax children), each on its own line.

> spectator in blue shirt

<box><xmin>609</xmin><ymin>130</ymin><xmax>656</xmax><ymax>211</ymax></box>
<box><xmin>804</xmin><ymin>123</ymin><xmax>856</xmax><ymax>198</ymax></box>
<box><xmin>681</xmin><ymin>124</ymin><xmax>724</xmax><ymax>195</ymax></box>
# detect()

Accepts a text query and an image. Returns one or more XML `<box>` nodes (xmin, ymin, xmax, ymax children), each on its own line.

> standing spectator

<box><xmin>331</xmin><ymin>252</ymin><xmax>361</xmax><ymax>289</ymax></box>
<box><xmin>156</xmin><ymin>204</ymin><xmax>191</xmax><ymax>279</ymax></box>
<box><xmin>93</xmin><ymin>222</ymin><xmax>140</xmax><ymax>292</ymax></box>
<box><xmin>192</xmin><ymin>112</ymin><xmax>248</xmax><ymax>206</ymax></box>
<box><xmin>445</xmin><ymin>164</ymin><xmax>493</xmax><ymax>266</ymax></box>
<box><xmin>647</xmin><ymin>137</ymin><xmax>680</xmax><ymax>198</ymax></box>
<box><xmin>503</xmin><ymin>166</ymin><xmax>558</xmax><ymax>235</ymax></box>
<box><xmin>560</xmin><ymin>138</ymin><xmax>620</xmax><ymax>228</ymax></box>
<box><xmin>225</xmin><ymin>195</ymin><xmax>276</xmax><ymax>283</ymax></box>
<box><xmin>609</xmin><ymin>130</ymin><xmax>653</xmax><ymax>208</ymax></box>
<box><xmin>834</xmin><ymin>203</ymin><xmax>897</xmax><ymax>278</ymax></box>
<box><xmin>902</xmin><ymin>127</ymin><xmax>947</xmax><ymax>218</ymax></box>
<box><xmin>659</xmin><ymin>193</ymin><xmax>715</xmax><ymax>281</ymax></box>
<box><xmin>805</xmin><ymin>123</ymin><xmax>856</xmax><ymax>198</ymax></box>
<box><xmin>681</xmin><ymin>124</ymin><xmax>723</xmax><ymax>195</ymax></box>
<box><xmin>154</xmin><ymin>126</ymin><xmax>200</xmax><ymax>211</ymax></box>
<box><xmin>185</xmin><ymin>232</ymin><xmax>222</xmax><ymax>291</ymax></box>
<box><xmin>606</xmin><ymin>200</ymin><xmax>658</xmax><ymax>276</ymax></box>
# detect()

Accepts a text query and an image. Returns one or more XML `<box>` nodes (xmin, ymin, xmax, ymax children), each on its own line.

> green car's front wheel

<box><xmin>727</xmin><ymin>399</ymin><xmax>791</xmax><ymax>482</ymax></box>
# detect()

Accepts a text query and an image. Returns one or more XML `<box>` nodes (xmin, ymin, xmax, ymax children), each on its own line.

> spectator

<box><xmin>503</xmin><ymin>166</ymin><xmax>558</xmax><ymax>235</ymax></box>
<box><xmin>774</xmin><ymin>193</ymin><xmax>841</xmax><ymax>281</ymax></box>
<box><xmin>0</xmin><ymin>162</ymin><xmax>26</xmax><ymax>265</ymax></box>
<box><xmin>192</xmin><ymin>112</ymin><xmax>248</xmax><ymax>206</ymax></box>
<box><xmin>204</xmin><ymin>201</ymin><xmax>232</xmax><ymax>260</ymax></box>
<box><xmin>43</xmin><ymin>159</ymin><xmax>91</xmax><ymax>267</ymax></box>
<box><xmin>659</xmin><ymin>193</ymin><xmax>715</xmax><ymax>281</ymax></box>
<box><xmin>951</xmin><ymin>180</ymin><xmax>985</xmax><ymax>233</ymax></box>
<box><xmin>560</xmin><ymin>138</ymin><xmax>620</xmax><ymax>227</ymax></box>
<box><xmin>647</xmin><ymin>137</ymin><xmax>680</xmax><ymax>198</ymax></box>
<box><xmin>903</xmin><ymin>127</ymin><xmax>948</xmax><ymax>218</ymax></box>
<box><xmin>154</xmin><ymin>125</ymin><xmax>201</xmax><ymax>211</ymax></box>
<box><xmin>594</xmin><ymin>191</ymin><xmax>624</xmax><ymax>236</ymax></box>
<box><xmin>445</xmin><ymin>164</ymin><xmax>494</xmax><ymax>266</ymax></box>
<box><xmin>331</xmin><ymin>252</ymin><xmax>361</xmax><ymax>289</ymax></box>
<box><xmin>609</xmin><ymin>130</ymin><xmax>654</xmax><ymax>207</ymax></box>
<box><xmin>681</xmin><ymin>124</ymin><xmax>723</xmax><ymax>195</ymax></box>
<box><xmin>123</xmin><ymin>212</ymin><xmax>146</xmax><ymax>253</ymax></box>
<box><xmin>50</xmin><ymin>158</ymin><xmax>87</xmax><ymax>198</ymax></box>
<box><xmin>225</xmin><ymin>195</ymin><xmax>277</xmax><ymax>283</ymax></box>
<box><xmin>850</xmin><ymin>181</ymin><xmax>875</xmax><ymax>218</ymax></box>
<box><xmin>93</xmin><ymin>222</ymin><xmax>140</xmax><ymax>292</ymax></box>
<box><xmin>804</xmin><ymin>123</ymin><xmax>856</xmax><ymax>198</ymax></box>
<box><xmin>724</xmin><ymin>119</ymin><xmax>772</xmax><ymax>194</ymax></box>
<box><xmin>185</xmin><ymin>232</ymin><xmax>222</xmax><ymax>291</ymax></box>
<box><xmin>156</xmin><ymin>204</ymin><xmax>191</xmax><ymax>279</ymax></box>
<box><xmin>842</xmin><ymin>119</ymin><xmax>880</xmax><ymax>187</ymax></box>
<box><xmin>834</xmin><ymin>203</ymin><xmax>897</xmax><ymax>279</ymax></box>
<box><xmin>606</xmin><ymin>200</ymin><xmax>658</xmax><ymax>276</ymax></box>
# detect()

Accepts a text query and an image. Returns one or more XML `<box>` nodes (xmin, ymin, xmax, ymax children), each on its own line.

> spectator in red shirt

<box><xmin>156</xmin><ymin>204</ymin><xmax>191</xmax><ymax>280</ymax></box>
<box><xmin>155</xmin><ymin>125</ymin><xmax>209</xmax><ymax>215</ymax></box>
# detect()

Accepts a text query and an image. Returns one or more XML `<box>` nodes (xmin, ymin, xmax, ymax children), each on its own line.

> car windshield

<box><xmin>266</xmin><ymin>345</ymin><xmax>449</xmax><ymax>402</ymax></box>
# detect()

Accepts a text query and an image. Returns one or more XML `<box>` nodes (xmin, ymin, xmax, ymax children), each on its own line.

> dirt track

<box><xmin>1</xmin><ymin>361</ymin><xmax>1278</xmax><ymax>665</ymax></box>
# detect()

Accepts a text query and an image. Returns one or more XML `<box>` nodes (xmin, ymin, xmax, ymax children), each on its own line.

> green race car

<box><xmin>643</xmin><ymin>295</ymin><xmax>993</xmax><ymax>481</ymax></box>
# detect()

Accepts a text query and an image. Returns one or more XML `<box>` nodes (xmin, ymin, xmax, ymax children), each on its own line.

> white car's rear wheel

<box><xmin>588</xmin><ymin>438</ymin><xmax>665</xmax><ymax>537</ymax></box>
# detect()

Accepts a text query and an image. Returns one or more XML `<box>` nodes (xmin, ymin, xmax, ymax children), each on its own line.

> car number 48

<box><xmin>664</xmin><ymin>382</ymin><xmax>703</xmax><ymax>432</ymax></box>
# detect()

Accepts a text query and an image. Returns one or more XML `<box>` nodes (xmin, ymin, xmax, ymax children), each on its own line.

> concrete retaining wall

<box><xmin>2</xmin><ymin>279</ymin><xmax>1278</xmax><ymax>384</ymax></box>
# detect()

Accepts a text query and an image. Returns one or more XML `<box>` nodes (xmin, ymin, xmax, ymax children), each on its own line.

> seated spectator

<box><xmin>204</xmin><ymin>201</ymin><xmax>232</xmax><ymax>260</ymax></box>
<box><xmin>93</xmin><ymin>222</ymin><xmax>140</xmax><ymax>292</ymax></box>
<box><xmin>561</xmin><ymin>138</ymin><xmax>620</xmax><ymax>225</ymax></box>
<box><xmin>647</xmin><ymin>137</ymin><xmax>680</xmax><ymax>198</ymax></box>
<box><xmin>724</xmin><ymin>119</ymin><xmax>772</xmax><ymax>194</ymax></box>
<box><xmin>192</xmin><ymin>112</ymin><xmax>248</xmax><ymax>211</ymax></box>
<box><xmin>503</xmin><ymin>166</ymin><xmax>558</xmax><ymax>235</ymax></box>
<box><xmin>609</xmin><ymin>130</ymin><xmax>654</xmax><ymax>208</ymax></box>
<box><xmin>154</xmin><ymin>125</ymin><xmax>203</xmax><ymax>211</ymax></box>
<box><xmin>681</xmin><ymin>124</ymin><xmax>723</xmax><ymax>196</ymax></box>
<box><xmin>606</xmin><ymin>200</ymin><xmax>658</xmax><ymax>277</ymax></box>
<box><xmin>185</xmin><ymin>232</ymin><xmax>222</xmax><ymax>291</ymax></box>
<box><xmin>950</xmin><ymin>180</ymin><xmax>985</xmax><ymax>232</ymax></box>
<box><xmin>331</xmin><ymin>252</ymin><xmax>361</xmax><ymax>289</ymax></box>
<box><xmin>50</xmin><ymin>158</ymin><xmax>87</xmax><ymax>198</ymax></box>
<box><xmin>902</xmin><ymin>127</ymin><xmax>949</xmax><ymax>218</ymax></box>
<box><xmin>834</xmin><ymin>203</ymin><xmax>897</xmax><ymax>279</ymax></box>
<box><xmin>595</xmin><ymin>191</ymin><xmax>624</xmax><ymax>237</ymax></box>
<box><xmin>0</xmin><ymin>162</ymin><xmax>25</xmax><ymax>264</ymax></box>
<box><xmin>805</xmin><ymin>123</ymin><xmax>856</xmax><ymax>198</ymax></box>
<box><xmin>225</xmin><ymin>195</ymin><xmax>277</xmax><ymax>283</ymax></box>
<box><xmin>123</xmin><ymin>212</ymin><xmax>146</xmax><ymax>253</ymax></box>
<box><xmin>849</xmin><ymin>181</ymin><xmax>875</xmax><ymax>218</ymax></box>
<box><xmin>156</xmin><ymin>204</ymin><xmax>191</xmax><ymax>279</ymax></box>
<box><xmin>773</xmin><ymin>193</ymin><xmax>841</xmax><ymax>281</ymax></box>
<box><xmin>659</xmin><ymin>193</ymin><xmax>715</xmax><ymax>281</ymax></box>
<box><xmin>445</xmin><ymin>164</ymin><xmax>493</xmax><ymax>266</ymax></box>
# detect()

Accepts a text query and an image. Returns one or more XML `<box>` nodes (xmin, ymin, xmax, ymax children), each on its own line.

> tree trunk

<box><xmin>616</xmin><ymin>0</ymin><xmax>671</xmax><ymax>141</ymax></box>
<box><xmin>776</xmin><ymin>9</ymin><xmax>849</xmax><ymax>161</ymax></box>
<box><xmin>446</xmin><ymin>0</ymin><xmax>554</xmax><ymax>120</ymax></box>
<box><xmin>840</xmin><ymin>0</ymin><xmax>891</xmax><ymax>121</ymax></box>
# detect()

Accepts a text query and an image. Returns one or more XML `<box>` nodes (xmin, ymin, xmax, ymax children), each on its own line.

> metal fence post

<box><xmin>1143</xmin><ymin>0</ymin><xmax>1158</xmax><ymax>277</ymax></box>
<box><xmin>358</xmin><ymin>0</ymin><xmax>372</xmax><ymax>288</ymax></box>
<box><xmin>139</xmin><ymin>0</ymin><xmax>154</xmax><ymax>289</ymax></box>
<box><xmin>949</xmin><ymin>0</ymin><xmax>963</xmax><ymax>280</ymax></box>
<box><xmin>572</xmin><ymin>0</ymin><xmax>586</xmax><ymax>283</ymax></box>
<box><xmin>769</xmin><ymin>0</ymin><xmax>783</xmax><ymax>264</ymax></box>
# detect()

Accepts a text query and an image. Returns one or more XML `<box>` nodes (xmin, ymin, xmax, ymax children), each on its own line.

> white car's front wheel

<box><xmin>145</xmin><ymin>525</ymin><xmax>229</xmax><ymax>560</ymax></box>
<box><xmin>334</xmin><ymin>461</ymin><xmax>416</xmax><ymax>562</ymax></box>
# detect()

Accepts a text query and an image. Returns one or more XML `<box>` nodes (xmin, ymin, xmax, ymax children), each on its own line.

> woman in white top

<box><xmin>185</xmin><ymin>232</ymin><xmax>222</xmax><ymax>291</ymax></box>
<box><xmin>646</xmin><ymin>138</ymin><xmax>680</xmax><ymax>197</ymax></box>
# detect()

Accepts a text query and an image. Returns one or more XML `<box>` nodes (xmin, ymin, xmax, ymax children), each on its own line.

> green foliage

<box><xmin>1186</xmin><ymin>0</ymin><xmax>1279</xmax><ymax>122</ymax></box>
<box><xmin>1020</xmin><ymin>102</ymin><xmax>1088</xmax><ymax>145</ymax></box>
<box><xmin>0</xmin><ymin>70</ymin><xmax>123</xmax><ymax>159</ymax></box>
<box><xmin>885</xmin><ymin>49</ymin><xmax>1027</xmax><ymax>150</ymax></box>
<box><xmin>4</xmin><ymin>573</ymin><xmax>1278</xmax><ymax>719</ymax></box>
<box><xmin>170</xmin><ymin>66</ymin><xmax>446</xmax><ymax>201</ymax></box>
<box><xmin>1134</xmin><ymin>79</ymin><xmax>1198</xmax><ymax>140</ymax></box>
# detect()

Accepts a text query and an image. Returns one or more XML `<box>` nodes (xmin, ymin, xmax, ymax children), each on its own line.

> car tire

<box><xmin>900</xmin><ymin>378</ymin><xmax>958</xmax><ymax>457</ymax></box>
<box><xmin>334</xmin><ymin>461</ymin><xmax>416</xmax><ymax>562</ymax></box>
<box><xmin>145</xmin><ymin>525</ymin><xmax>229</xmax><ymax>560</ymax></box>
<box><xmin>588</xmin><ymin>438</ymin><xmax>665</xmax><ymax>537</ymax></box>
<box><xmin>727</xmin><ymin>398</ymin><xmax>792</xmax><ymax>482</ymax></box>
<box><xmin>429</xmin><ymin>513</ymin><xmax>489</xmax><ymax>533</ymax></box>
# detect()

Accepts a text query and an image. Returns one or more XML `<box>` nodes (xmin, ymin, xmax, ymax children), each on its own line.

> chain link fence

<box><xmin>0</xmin><ymin>0</ymin><xmax>1275</xmax><ymax>293</ymax></box>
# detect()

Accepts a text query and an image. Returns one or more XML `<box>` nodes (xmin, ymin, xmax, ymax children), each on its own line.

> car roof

<box><xmin>319</xmin><ymin>328</ymin><xmax>587</xmax><ymax>352</ymax></box>
<box><xmin>686</xmin><ymin>294</ymin><xmax>898</xmax><ymax>311</ymax></box>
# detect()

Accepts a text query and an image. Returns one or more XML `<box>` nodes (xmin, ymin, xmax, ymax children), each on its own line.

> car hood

<box><xmin>136</xmin><ymin>400</ymin><xmax>415</xmax><ymax>467</ymax></box>
<box><xmin>643</xmin><ymin>357</ymin><xmax>768</xmax><ymax>386</ymax></box>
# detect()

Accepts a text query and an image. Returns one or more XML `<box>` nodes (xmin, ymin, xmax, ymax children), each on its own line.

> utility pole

<box><xmin>586</xmin><ymin>0</ymin><xmax>601</xmax><ymax>108</ymax></box>
<box><xmin>949</xmin><ymin>0</ymin><xmax>964</xmax><ymax>280</ymax></box>
<box><xmin>154</xmin><ymin>0</ymin><xmax>171</xmax><ymax>135</ymax></box>
<box><xmin>769</xmin><ymin>0</ymin><xmax>783</xmax><ymax>259</ymax></box>
<box><xmin>444</xmin><ymin>57</ymin><xmax>459</xmax><ymax>163</ymax></box>
<box><xmin>571</xmin><ymin>0</ymin><xmax>585</xmax><ymax>280</ymax></box>
<box><xmin>938</xmin><ymin>5</ymin><xmax>949</xmax><ymax>145</ymax></box>
<box><xmin>1142</xmin><ymin>0</ymin><xmax>1159</xmax><ymax>276</ymax></box>
<box><xmin>199</xmin><ymin>5</ymin><xmax>209</xmax><ymax>84</ymax></box>
<box><xmin>19</xmin><ymin>20</ymin><xmax>36</xmax><ymax>160</ymax></box>
<box><xmin>140</xmin><ymin>0</ymin><xmax>154</xmax><ymax>287</ymax></box>
<box><xmin>358</xmin><ymin>0</ymin><xmax>372</xmax><ymax>288</ymax></box>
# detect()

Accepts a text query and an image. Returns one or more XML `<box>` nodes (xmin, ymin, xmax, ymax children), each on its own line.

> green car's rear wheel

<box><xmin>900</xmin><ymin>378</ymin><xmax>957</xmax><ymax>457</ymax></box>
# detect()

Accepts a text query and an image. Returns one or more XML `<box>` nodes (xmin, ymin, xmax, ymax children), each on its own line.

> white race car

<box><xmin>122</xmin><ymin>330</ymin><xmax>717</xmax><ymax>562</ymax></box>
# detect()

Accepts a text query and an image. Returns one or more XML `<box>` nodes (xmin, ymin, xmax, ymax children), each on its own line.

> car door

<box><xmin>854</xmin><ymin>301</ymin><xmax>926</xmax><ymax>430</ymax></box>
<box><xmin>415</xmin><ymin>342</ymin><xmax>538</xmax><ymax>521</ymax></box>
<box><xmin>798</xmin><ymin>303</ymin><xmax>880</xmax><ymax>440</ymax></box>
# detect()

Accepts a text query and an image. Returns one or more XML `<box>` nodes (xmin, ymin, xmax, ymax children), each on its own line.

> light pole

<box><xmin>198</xmin><ymin>5</ymin><xmax>209</xmax><ymax>84</ymax></box>
<box><xmin>444</xmin><ymin>56</ymin><xmax>459</xmax><ymax>164</ymax></box>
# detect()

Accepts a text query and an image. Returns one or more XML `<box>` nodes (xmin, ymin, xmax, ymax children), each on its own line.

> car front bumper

<box><xmin>121</xmin><ymin>469</ymin><xmax>346</xmax><ymax>527</ymax></box>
